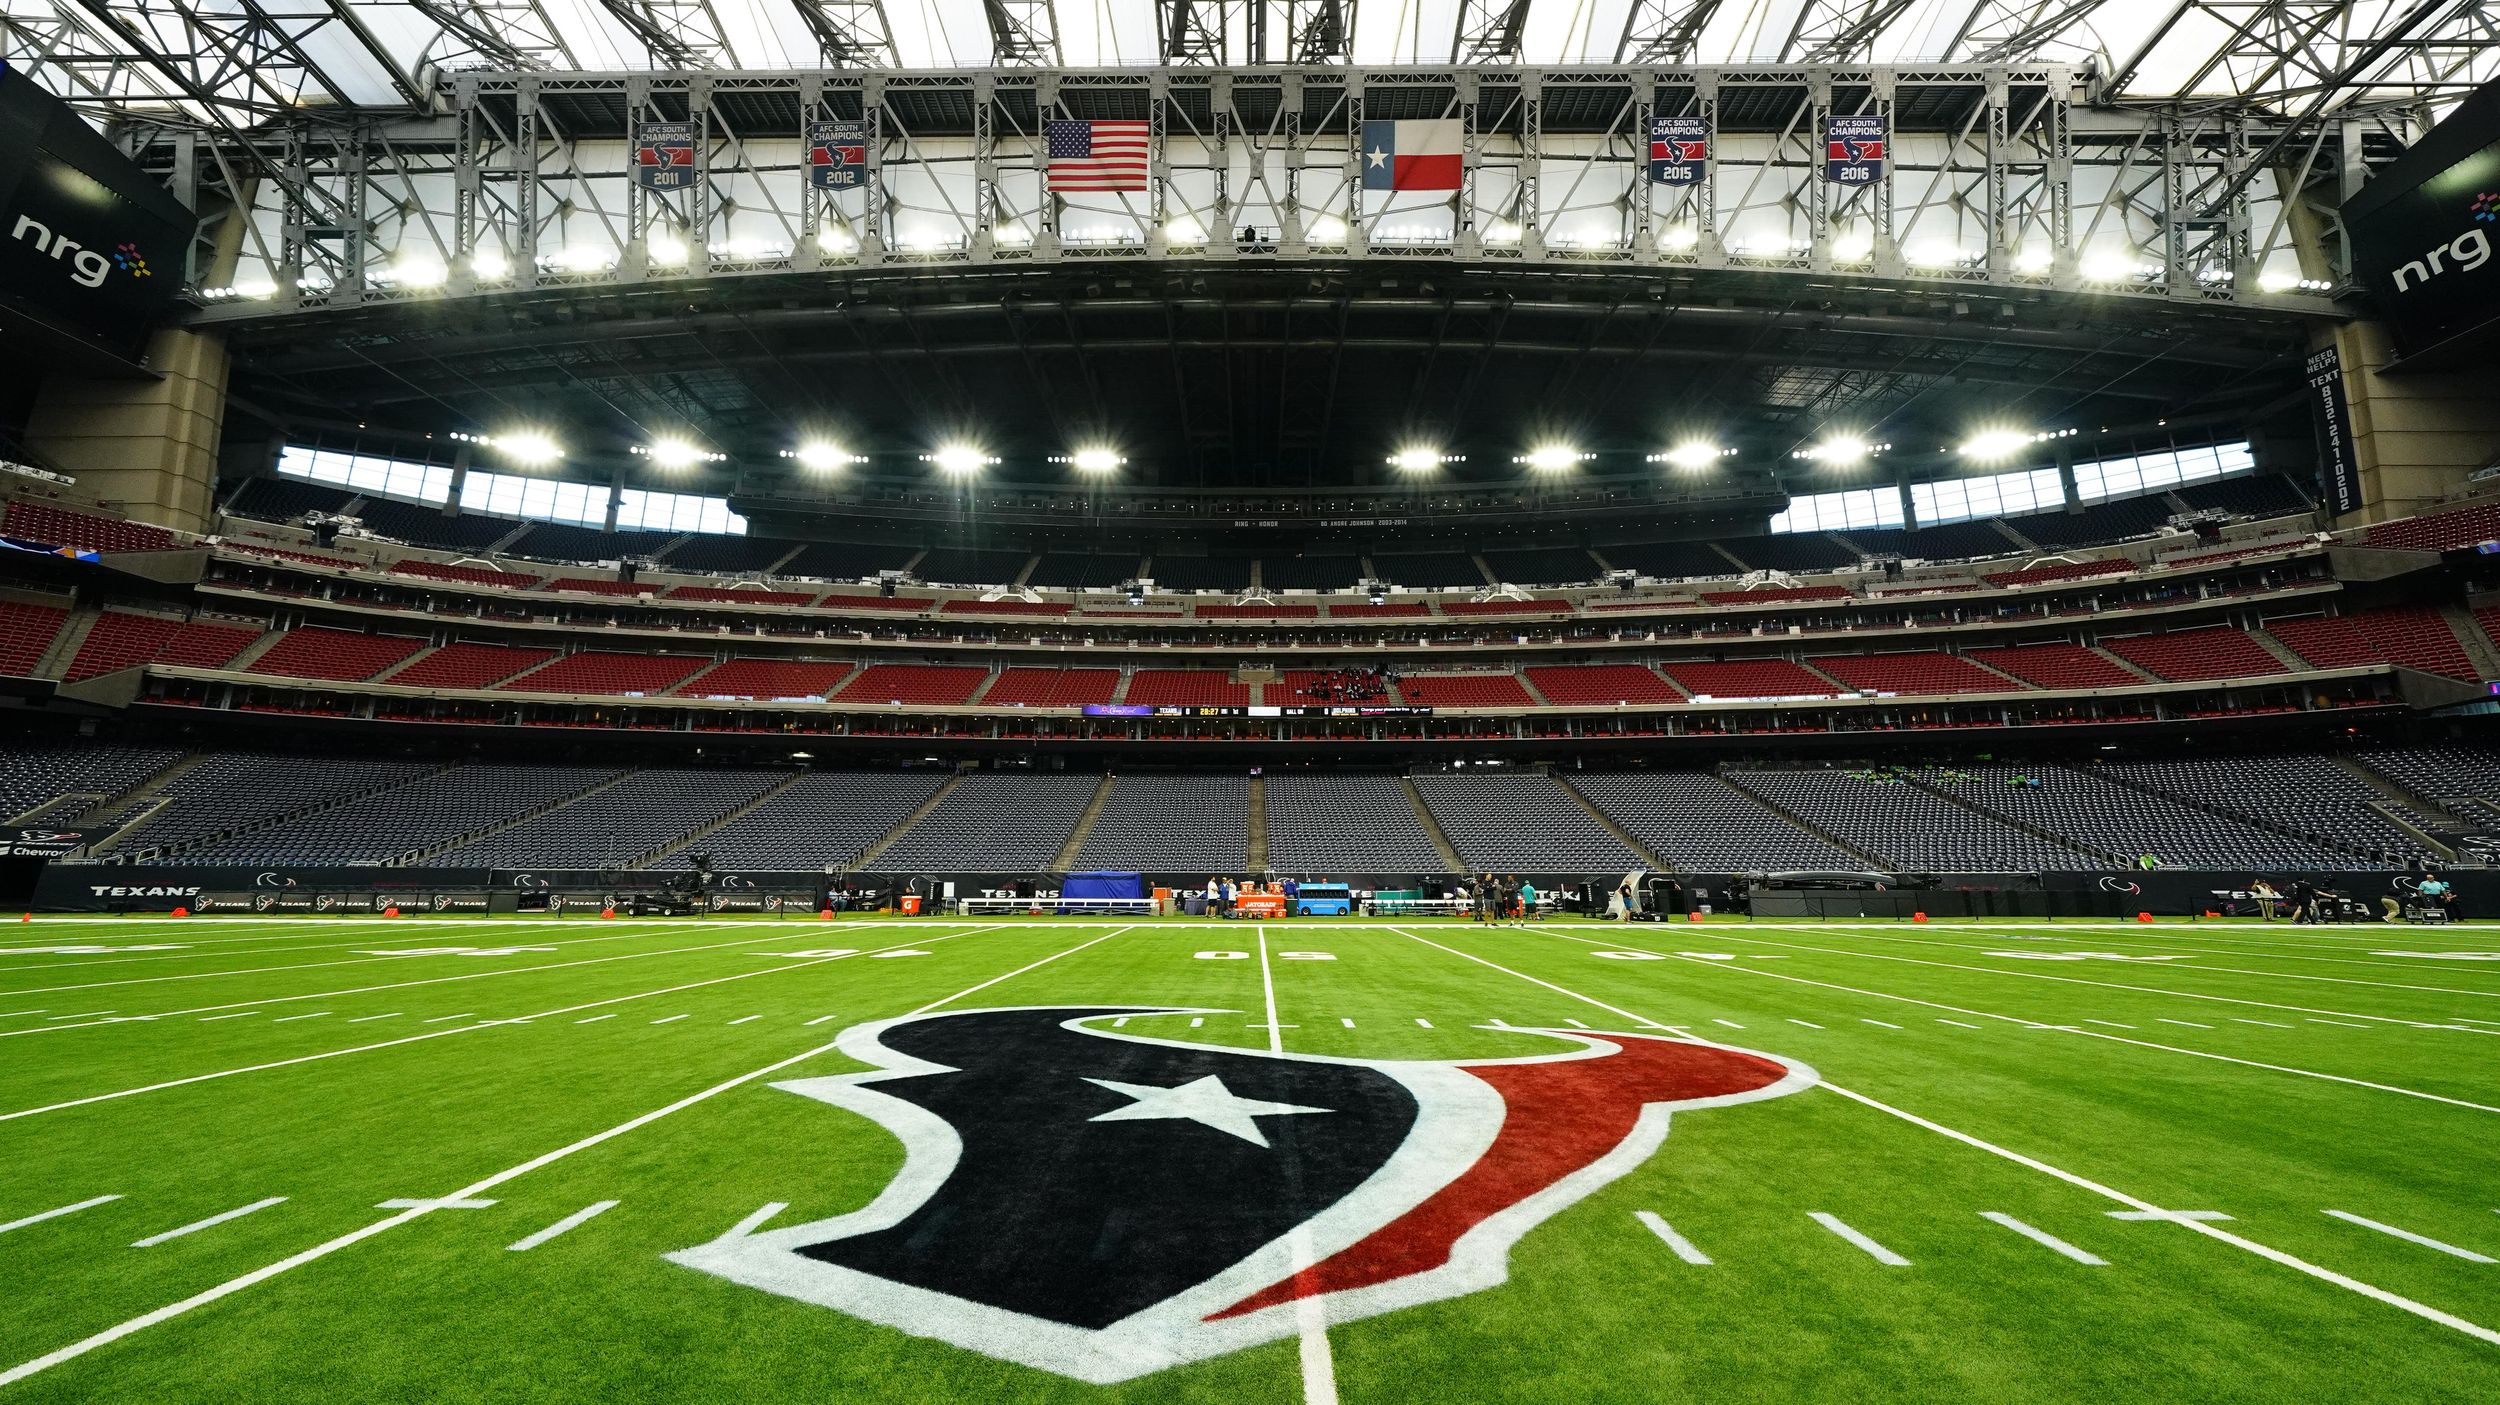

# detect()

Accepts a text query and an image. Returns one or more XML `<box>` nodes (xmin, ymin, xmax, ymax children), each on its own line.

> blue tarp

<box><xmin>1060</xmin><ymin>870</ymin><xmax>1146</xmax><ymax>903</ymax></box>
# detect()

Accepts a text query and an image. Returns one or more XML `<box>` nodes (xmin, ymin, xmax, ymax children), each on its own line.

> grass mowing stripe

<box><xmin>1386</xmin><ymin>926</ymin><xmax>2500</xmax><ymax>1351</ymax></box>
<box><xmin>1256</xmin><ymin>926</ymin><xmax>1340</xmax><ymax>1405</ymax></box>
<box><xmin>1670</xmin><ymin>928</ymin><xmax>2494</xmax><ymax>1033</ymax></box>
<box><xmin>0</xmin><ymin>926</ymin><xmax>1006</xmax><ymax>1124</ymax></box>
<box><xmin>0</xmin><ymin>924</ymin><xmax>1128</xmax><ymax>1390</ymax></box>
<box><xmin>1536</xmin><ymin>927</ymin><xmax>2500</xmax><ymax>1115</ymax></box>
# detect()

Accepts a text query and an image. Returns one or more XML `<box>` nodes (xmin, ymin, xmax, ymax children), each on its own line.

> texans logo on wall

<box><xmin>635</xmin><ymin>121</ymin><xmax>698</xmax><ymax>191</ymax></box>
<box><xmin>1825</xmin><ymin>115</ymin><xmax>1887</xmax><ymax>186</ymax></box>
<box><xmin>809</xmin><ymin>119</ymin><xmax>866</xmax><ymax>190</ymax></box>
<box><xmin>669</xmin><ymin>1007</ymin><xmax>1814</xmax><ymax>1382</ymax></box>
<box><xmin>1648</xmin><ymin>116</ymin><xmax>1708</xmax><ymax>187</ymax></box>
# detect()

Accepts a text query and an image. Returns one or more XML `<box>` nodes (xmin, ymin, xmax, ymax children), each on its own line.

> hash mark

<box><xmin>1810</xmin><ymin>1212</ymin><xmax>1910</xmax><ymax>1266</ymax></box>
<box><xmin>131</xmin><ymin>1197</ymin><xmax>287</xmax><ymax>1247</ymax></box>
<box><xmin>1415</xmin><ymin>1019</ymin><xmax>1434</xmax><ymax>1029</ymax></box>
<box><xmin>728</xmin><ymin>1016</ymin><xmax>762</xmax><ymax>1026</ymax></box>
<box><xmin>651</xmin><ymin>1015</ymin><xmax>688</xmax><ymax>1024</ymax></box>
<box><xmin>506</xmin><ymin>1200</ymin><xmax>619</xmax><ymax>1252</ymax></box>
<box><xmin>1711</xmin><ymin>1019</ymin><xmax>1745</xmax><ymax>1029</ymax></box>
<box><xmin>1862</xmin><ymin>1019</ymin><xmax>1902</xmax><ymax>1029</ymax></box>
<box><xmin>2232</xmin><ymin>1019</ymin><xmax>2293</xmax><ymax>1028</ymax></box>
<box><xmin>1937</xmin><ymin>1019</ymin><xmax>1981</xmax><ymax>1029</ymax></box>
<box><xmin>0</xmin><ymin>1195</ymin><xmax>120</xmax><ymax>1235</ymax></box>
<box><xmin>2157</xmin><ymin>1019</ymin><xmax>2213</xmax><ymax>1029</ymax></box>
<box><xmin>1981</xmin><ymin>1212</ymin><xmax>2106</xmax><ymax>1265</ymax></box>
<box><xmin>348</xmin><ymin>1013</ymin><xmax>402</xmax><ymax>1023</ymax></box>
<box><xmin>1635</xmin><ymin>1211</ymin><xmax>1712</xmax><ymax>1265</ymax></box>
<box><xmin>2324</xmin><ymin>1210</ymin><xmax>2497</xmax><ymax>1262</ymax></box>
<box><xmin>1788</xmin><ymin>1019</ymin><xmax>1824</xmax><ymax>1029</ymax></box>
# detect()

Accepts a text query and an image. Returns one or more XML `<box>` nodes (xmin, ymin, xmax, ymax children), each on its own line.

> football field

<box><xmin>2</xmin><ymin>913</ymin><xmax>2496</xmax><ymax>1403</ymax></box>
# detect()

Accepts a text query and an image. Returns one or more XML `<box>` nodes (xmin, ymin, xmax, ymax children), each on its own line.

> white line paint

<box><xmin>1189</xmin><ymin>1017</ymin><xmax>1204</xmax><ymax>1028</ymax></box>
<box><xmin>726</xmin><ymin>1202</ymin><xmax>787</xmax><ymax>1238</ymax></box>
<box><xmin>1862</xmin><ymin>1019</ymin><xmax>1902</xmax><ymax>1029</ymax></box>
<box><xmin>130</xmin><ymin>1197</ymin><xmax>287</xmax><ymax>1248</ymax></box>
<box><xmin>46</xmin><ymin>1011</ymin><xmax>110</xmax><ymax>1021</ymax></box>
<box><xmin>2309</xmin><ymin>1019</ymin><xmax>2370</xmax><ymax>1029</ymax></box>
<box><xmin>2083</xmin><ymin>1020</ymin><xmax>2135</xmax><ymax>1029</ymax></box>
<box><xmin>2324</xmin><ymin>1211</ymin><xmax>2498</xmax><ymax>1263</ymax></box>
<box><xmin>1982</xmin><ymin>1212</ymin><xmax>2107</xmax><ymax>1265</ymax></box>
<box><xmin>651</xmin><ymin>1015</ymin><xmax>688</xmax><ymax>1025</ymax></box>
<box><xmin>1563</xmin><ymin>1019</ymin><xmax>1591</xmax><ymax>1029</ymax></box>
<box><xmin>1712</xmin><ymin>1019</ymin><xmax>1745</xmax><ymax>1029</ymax></box>
<box><xmin>347</xmin><ymin>1013</ymin><xmax>400</xmax><ymax>1023</ymax></box>
<box><xmin>1788</xmin><ymin>1019</ymin><xmax>1824</xmax><ymax>1029</ymax></box>
<box><xmin>1388</xmin><ymin>928</ymin><xmax>2500</xmax><ymax>1350</ymax></box>
<box><xmin>197</xmin><ymin>1012</ymin><xmax>259</xmax><ymax>1022</ymax></box>
<box><xmin>805</xmin><ymin>1015</ymin><xmax>838</xmax><ymax>1026</ymax></box>
<box><xmin>1811</xmin><ymin>1212</ymin><xmax>1910</xmax><ymax>1265</ymax></box>
<box><xmin>271</xmin><ymin>1012</ymin><xmax>330</xmax><ymax>1023</ymax></box>
<box><xmin>2233</xmin><ymin>1019</ymin><xmax>2294</xmax><ymax>1028</ymax></box>
<box><xmin>1340</xmin><ymin>1018</ymin><xmax>1356</xmax><ymax>1029</ymax></box>
<box><xmin>574</xmin><ymin>1014</ymin><xmax>615</xmax><ymax>1025</ymax></box>
<box><xmin>1414</xmin><ymin>1018</ymin><xmax>1433</xmax><ymax>1029</ymax></box>
<box><xmin>1634</xmin><ymin>1211</ymin><xmax>1712</xmax><ymax>1265</ymax></box>
<box><xmin>506</xmin><ymin>1200</ymin><xmax>619</xmax><ymax>1252</ymax></box>
<box><xmin>2108</xmin><ymin>1209</ymin><xmax>2232</xmax><ymax>1222</ymax></box>
<box><xmin>1937</xmin><ymin>1019</ymin><xmax>1981</xmax><ymax>1029</ymax></box>
<box><xmin>0</xmin><ymin>927</ymin><xmax>1127</xmax><ymax>1389</ymax></box>
<box><xmin>0</xmin><ymin>1195</ymin><xmax>119</xmax><ymax>1235</ymax></box>
<box><xmin>1256</xmin><ymin>926</ymin><xmax>1341</xmax><ymax>1405</ymax></box>
<box><xmin>0</xmin><ymin>1010</ymin><xmax>45</xmax><ymax>1018</ymax></box>
<box><xmin>421</xmin><ymin>1013</ymin><xmax>473</xmax><ymax>1024</ymax></box>
<box><xmin>2158</xmin><ymin>1019</ymin><xmax>2214</xmax><ymax>1029</ymax></box>
<box><xmin>728</xmin><ymin>1015</ymin><xmax>762</xmax><ymax>1025</ymax></box>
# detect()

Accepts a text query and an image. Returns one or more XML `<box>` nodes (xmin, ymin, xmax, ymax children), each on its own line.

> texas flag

<box><xmin>1360</xmin><ymin>120</ymin><xmax>1462</xmax><ymax>191</ymax></box>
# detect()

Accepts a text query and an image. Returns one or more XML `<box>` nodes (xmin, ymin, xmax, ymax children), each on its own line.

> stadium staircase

<box><xmin>31</xmin><ymin>608</ymin><xmax>98</xmax><ymax>680</ymax></box>
<box><xmin>1715</xmin><ymin>771</ymin><xmax>1889</xmax><ymax>870</ymax></box>
<box><xmin>2244</xmin><ymin>628</ymin><xmax>2315</xmax><ymax>673</ymax></box>
<box><xmin>1050</xmin><ymin>774</ymin><xmax>1119</xmax><ymax>871</ymax></box>
<box><xmin>71</xmin><ymin>751</ymin><xmax>217</xmax><ymax>853</ymax></box>
<box><xmin>1795</xmin><ymin>657</ymin><xmax>1857</xmax><ymax>693</ymax></box>
<box><xmin>853</xmin><ymin>771</ymin><xmax>964</xmax><ymax>866</ymax></box>
<box><xmin>1555</xmin><ymin>773</ymin><xmax>1668</xmax><ymax>871</ymax></box>
<box><xmin>2092</xmin><ymin>646</ymin><xmax>2163</xmax><ymax>683</ymax></box>
<box><xmin>394</xmin><ymin>768</ymin><xmax>634</xmax><ymax>865</ymax></box>
<box><xmin>2445</xmin><ymin>607</ymin><xmax>2500</xmax><ymax>679</ymax></box>
<box><xmin>643</xmin><ymin>770</ymin><xmax>810</xmax><ymax>866</ymax></box>
<box><xmin>1514</xmin><ymin>670</ymin><xmax>1553</xmax><ymax>706</ymax></box>
<box><xmin>218</xmin><ymin>630</ymin><xmax>290</xmax><ymax>674</ymax></box>
<box><xmin>1400</xmin><ymin>776</ymin><xmax>1466</xmax><ymax>872</ymax></box>
<box><xmin>2078</xmin><ymin>766</ymin><xmax>2382</xmax><ymax>864</ymax></box>
<box><xmin>1246</xmin><ymin>775</ymin><xmax>1267</xmax><ymax>869</ymax></box>
<box><xmin>1905</xmin><ymin>772</ymin><xmax>2127</xmax><ymax>865</ymax></box>
<box><xmin>2329</xmin><ymin>756</ymin><xmax>2466</xmax><ymax>859</ymax></box>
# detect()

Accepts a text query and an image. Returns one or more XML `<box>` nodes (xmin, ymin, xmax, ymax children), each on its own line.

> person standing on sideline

<box><xmin>1517</xmin><ymin>877</ymin><xmax>1540</xmax><ymax>920</ymax></box>
<box><xmin>2249</xmin><ymin>878</ymin><xmax>2280</xmax><ymax>921</ymax></box>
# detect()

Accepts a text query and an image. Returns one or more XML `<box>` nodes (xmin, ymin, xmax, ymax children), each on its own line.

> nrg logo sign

<box><xmin>9</xmin><ymin>212</ymin><xmax>151</xmax><ymax>290</ymax></box>
<box><xmin>2389</xmin><ymin>191</ymin><xmax>2496</xmax><ymax>294</ymax></box>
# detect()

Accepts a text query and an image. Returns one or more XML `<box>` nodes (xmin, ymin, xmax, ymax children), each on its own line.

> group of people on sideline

<box><xmin>2246</xmin><ymin>876</ymin><xmax>2457</xmax><ymax>923</ymax></box>
<box><xmin>1467</xmin><ymin>872</ymin><xmax>1539</xmax><ymax>923</ymax></box>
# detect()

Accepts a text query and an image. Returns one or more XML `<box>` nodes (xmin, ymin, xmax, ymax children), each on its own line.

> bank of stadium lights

<box><xmin>635</xmin><ymin>438</ymin><xmax>725</xmax><ymax>470</ymax></box>
<box><xmin>925</xmin><ymin>445</ymin><xmax>1000</xmax><ymax>476</ymax></box>
<box><xmin>1388</xmin><ymin>449</ymin><xmax>1462</xmax><ymax>473</ymax></box>
<box><xmin>1650</xmin><ymin>443</ymin><xmax>1736</xmax><ymax>471</ymax></box>
<box><xmin>1794</xmin><ymin>435</ymin><xmax>1889</xmax><ymax>466</ymax></box>
<box><xmin>994</xmin><ymin>225</ymin><xmax>1032</xmax><ymax>248</ymax></box>
<box><xmin>784</xmin><ymin>444</ymin><xmax>866</xmax><ymax>472</ymax></box>
<box><xmin>1833</xmin><ymin>229</ymin><xmax>1876</xmax><ymax>262</ymax></box>
<box><xmin>1051</xmin><ymin>449</ymin><xmax>1126</xmax><ymax>474</ymax></box>
<box><xmin>2080</xmin><ymin>248</ymin><xmax>2161</xmax><ymax>284</ymax></box>
<box><xmin>542</xmin><ymin>246</ymin><xmax>618</xmax><ymax>276</ymax></box>
<box><xmin>2258</xmin><ymin>270</ymin><xmax>2335</xmax><ymax>293</ymax></box>
<box><xmin>1309</xmin><ymin>216</ymin><xmax>1348</xmax><ymax>242</ymax></box>
<box><xmin>646</xmin><ymin>233</ymin><xmax>689</xmax><ymax>268</ymax></box>
<box><xmin>1958</xmin><ymin>427</ymin><xmax>2078</xmax><ymax>463</ymax></box>
<box><xmin>468</xmin><ymin>248</ymin><xmax>511</xmax><ymax>280</ymax></box>
<box><xmin>2015</xmin><ymin>248</ymin><xmax>2054</xmax><ymax>275</ymax></box>
<box><xmin>453</xmin><ymin>430</ymin><xmax>562</xmax><ymax>467</ymax></box>
<box><xmin>1166</xmin><ymin>218</ymin><xmax>1206</xmax><ymax>244</ymax></box>
<box><xmin>1660</xmin><ymin>225</ymin><xmax>1699</xmax><ymax>252</ymax></box>
<box><xmin>1516</xmin><ymin>446</ymin><xmax>1594</xmax><ymax>473</ymax></box>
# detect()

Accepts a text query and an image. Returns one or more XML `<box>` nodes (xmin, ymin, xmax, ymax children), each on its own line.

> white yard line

<box><xmin>0</xmin><ymin>926</ymin><xmax>1129</xmax><ymax>1389</ymax></box>
<box><xmin>1258</xmin><ymin>927</ymin><xmax>1340</xmax><ymax>1405</ymax></box>
<box><xmin>0</xmin><ymin>1195</ymin><xmax>120</xmax><ymax>1235</ymax></box>
<box><xmin>1982</xmin><ymin>1212</ymin><xmax>2107</xmax><ymax>1265</ymax></box>
<box><xmin>2324</xmin><ymin>1211</ymin><xmax>2498</xmax><ymax>1263</ymax></box>
<box><xmin>130</xmin><ymin>1197</ymin><xmax>287</xmax><ymax>1248</ymax></box>
<box><xmin>1633</xmin><ymin>1211</ymin><xmax>1713</xmax><ymax>1265</ymax></box>
<box><xmin>505</xmin><ymin>1200</ymin><xmax>619</xmax><ymax>1252</ymax></box>
<box><xmin>1810</xmin><ymin>1212</ymin><xmax>1911</xmax><ymax>1265</ymax></box>
<box><xmin>0</xmin><ymin>928</ymin><xmax>1007</xmax><ymax>1126</ymax></box>
<box><xmin>1388</xmin><ymin>928</ymin><xmax>2500</xmax><ymax>1350</ymax></box>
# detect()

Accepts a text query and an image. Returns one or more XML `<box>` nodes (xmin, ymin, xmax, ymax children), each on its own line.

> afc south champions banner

<box><xmin>1648</xmin><ymin>116</ymin><xmax>1708</xmax><ymax>186</ymax></box>
<box><xmin>1825</xmin><ymin>114</ymin><xmax>1888</xmax><ymax>187</ymax></box>
<box><xmin>635</xmin><ymin>121</ymin><xmax>698</xmax><ymax>191</ymax></box>
<box><xmin>809</xmin><ymin>120</ymin><xmax>866</xmax><ymax>190</ymax></box>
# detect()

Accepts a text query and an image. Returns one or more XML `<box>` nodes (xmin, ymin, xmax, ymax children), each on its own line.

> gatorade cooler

<box><xmin>900</xmin><ymin>894</ymin><xmax>923</xmax><ymax>915</ymax></box>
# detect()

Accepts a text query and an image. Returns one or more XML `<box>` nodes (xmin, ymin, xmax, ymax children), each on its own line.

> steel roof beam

<box><xmin>789</xmin><ymin>0</ymin><xmax>901</xmax><ymax>66</ymax></box>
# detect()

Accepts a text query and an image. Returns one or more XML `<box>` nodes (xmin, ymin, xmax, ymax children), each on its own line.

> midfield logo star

<box><xmin>670</xmin><ymin>1006</ymin><xmax>1815</xmax><ymax>1382</ymax></box>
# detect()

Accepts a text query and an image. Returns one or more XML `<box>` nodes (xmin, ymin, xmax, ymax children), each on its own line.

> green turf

<box><xmin>3</xmin><ymin>913</ymin><xmax>2497</xmax><ymax>1402</ymax></box>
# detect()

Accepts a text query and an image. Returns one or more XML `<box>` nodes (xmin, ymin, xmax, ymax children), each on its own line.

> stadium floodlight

<box><xmin>389</xmin><ymin>259</ymin><xmax>447</xmax><ymax>289</ymax></box>
<box><xmin>1796</xmin><ymin>435</ymin><xmax>1888</xmax><ymax>465</ymax></box>
<box><xmin>1388</xmin><ymin>447</ymin><xmax>1451</xmax><ymax>473</ymax></box>
<box><xmin>1516</xmin><ymin>445</ymin><xmax>1592</xmax><ymax>472</ymax></box>
<box><xmin>1652</xmin><ymin>442</ymin><xmax>1728</xmax><ymax>471</ymax></box>
<box><xmin>1056</xmin><ymin>448</ymin><xmax>1124</xmax><ymax>474</ymax></box>
<box><xmin>1310</xmin><ymin>216</ymin><xmax>1349</xmax><ymax>241</ymax></box>
<box><xmin>1167</xmin><ymin>218</ymin><xmax>1205</xmax><ymax>243</ymax></box>
<box><xmin>646</xmin><ymin>233</ymin><xmax>689</xmax><ymax>267</ymax></box>
<box><xmin>468</xmin><ymin>247</ymin><xmax>510</xmax><ymax>279</ymax></box>
<box><xmin>637</xmin><ymin>437</ymin><xmax>725</xmax><ymax>469</ymax></box>
<box><xmin>1905</xmin><ymin>241</ymin><xmax>1965</xmax><ymax>268</ymax></box>
<box><xmin>1660</xmin><ymin>225</ymin><xmax>1699</xmax><ymax>252</ymax></box>
<box><xmin>482</xmin><ymin>432</ymin><xmax>563</xmax><ymax>467</ymax></box>
<box><xmin>2015</xmin><ymin>247</ymin><xmax>2054</xmax><ymax>275</ymax></box>
<box><xmin>1959</xmin><ymin>429</ymin><xmax>2034</xmax><ymax>463</ymax></box>
<box><xmin>994</xmin><ymin>225</ymin><xmax>1032</xmax><ymax>247</ymax></box>
<box><xmin>785</xmin><ymin>443</ymin><xmax>864</xmax><ymax>472</ymax></box>
<box><xmin>926</xmin><ymin>445</ymin><xmax>999</xmax><ymax>476</ymax></box>
<box><xmin>1833</xmin><ymin>229</ymin><xmax>1876</xmax><ymax>262</ymax></box>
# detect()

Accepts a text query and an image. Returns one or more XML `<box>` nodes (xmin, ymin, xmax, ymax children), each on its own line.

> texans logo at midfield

<box><xmin>670</xmin><ymin>1006</ymin><xmax>1815</xmax><ymax>1382</ymax></box>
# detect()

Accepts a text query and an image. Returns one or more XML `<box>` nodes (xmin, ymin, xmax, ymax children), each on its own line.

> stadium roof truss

<box><xmin>0</xmin><ymin>2</ymin><xmax>2483</xmax><ymax>305</ymax></box>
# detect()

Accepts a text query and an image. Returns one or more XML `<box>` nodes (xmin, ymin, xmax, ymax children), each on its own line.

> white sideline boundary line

<box><xmin>0</xmin><ymin>927</ymin><xmax>1007</xmax><ymax>1125</ymax></box>
<box><xmin>1982</xmin><ymin>1212</ymin><xmax>2107</xmax><ymax>1265</ymax></box>
<box><xmin>505</xmin><ymin>1200</ymin><xmax>619</xmax><ymax>1252</ymax></box>
<box><xmin>1531</xmin><ymin>929</ymin><xmax>2500</xmax><ymax>1116</ymax></box>
<box><xmin>0</xmin><ymin>1195</ymin><xmax>120</xmax><ymax>1235</ymax></box>
<box><xmin>0</xmin><ymin>923</ymin><xmax>739</xmax><ymax>998</ymax></box>
<box><xmin>1810</xmin><ymin>1212</ymin><xmax>1910</xmax><ymax>1266</ymax></box>
<box><xmin>130</xmin><ymin>1197</ymin><xmax>287</xmax><ymax>1248</ymax></box>
<box><xmin>1634</xmin><ymin>1211</ymin><xmax>1713</xmax><ymax>1265</ymax></box>
<box><xmin>0</xmin><ymin>925</ymin><xmax>1130</xmax><ymax>1389</ymax></box>
<box><xmin>1258</xmin><ymin>926</ymin><xmax>1341</xmax><ymax>1405</ymax></box>
<box><xmin>1385</xmin><ymin>928</ymin><xmax>2500</xmax><ymax>1350</ymax></box>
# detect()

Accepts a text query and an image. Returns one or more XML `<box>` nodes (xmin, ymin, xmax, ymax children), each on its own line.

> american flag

<box><xmin>1047</xmin><ymin>119</ymin><xmax>1150</xmax><ymax>192</ymax></box>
